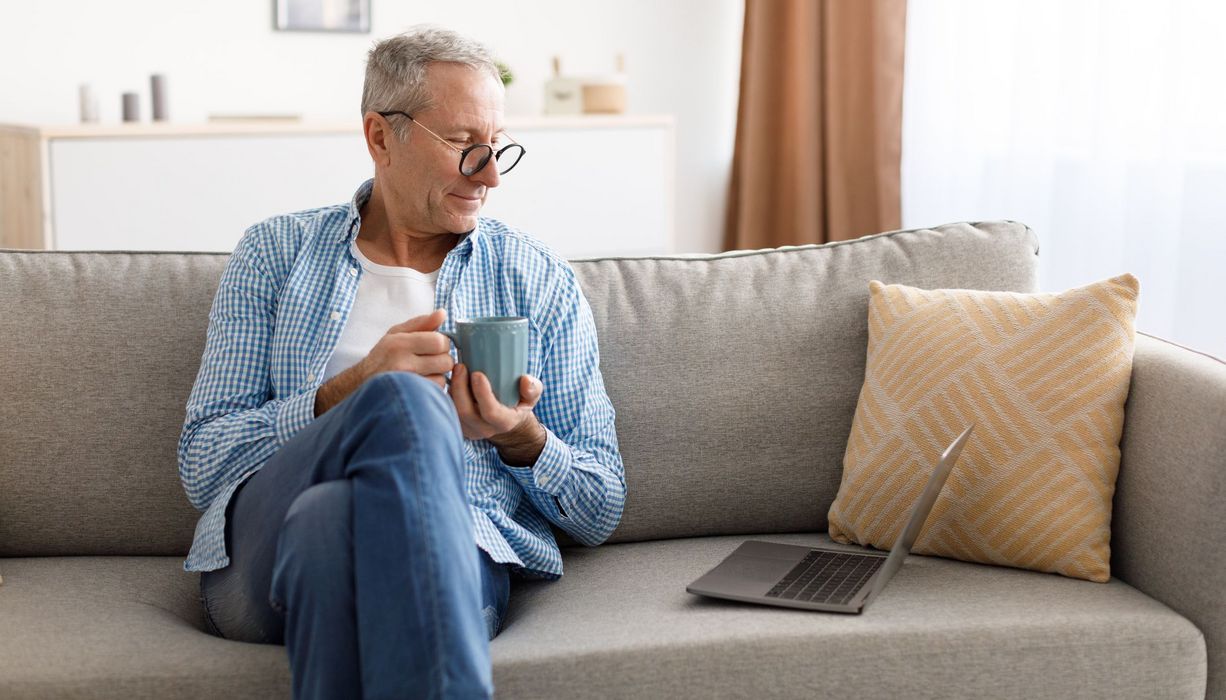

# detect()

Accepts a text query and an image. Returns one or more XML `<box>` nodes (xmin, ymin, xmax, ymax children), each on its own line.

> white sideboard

<box><xmin>0</xmin><ymin>116</ymin><xmax>673</xmax><ymax>259</ymax></box>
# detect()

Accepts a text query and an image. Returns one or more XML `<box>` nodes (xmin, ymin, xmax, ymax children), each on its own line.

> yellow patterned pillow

<box><xmin>827</xmin><ymin>274</ymin><xmax>1139</xmax><ymax>582</ymax></box>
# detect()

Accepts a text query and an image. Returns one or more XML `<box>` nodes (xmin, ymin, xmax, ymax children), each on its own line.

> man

<box><xmin>178</xmin><ymin>26</ymin><xmax>625</xmax><ymax>699</ymax></box>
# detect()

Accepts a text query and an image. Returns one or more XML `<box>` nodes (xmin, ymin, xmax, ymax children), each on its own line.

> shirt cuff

<box><xmin>503</xmin><ymin>427</ymin><xmax>573</xmax><ymax>497</ymax></box>
<box><xmin>275</xmin><ymin>389</ymin><xmax>318</xmax><ymax>446</ymax></box>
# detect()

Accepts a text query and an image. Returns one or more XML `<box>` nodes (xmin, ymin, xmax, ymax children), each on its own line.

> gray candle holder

<box><xmin>150</xmin><ymin>74</ymin><xmax>168</xmax><ymax>121</ymax></box>
<box><xmin>122</xmin><ymin>92</ymin><xmax>140</xmax><ymax>122</ymax></box>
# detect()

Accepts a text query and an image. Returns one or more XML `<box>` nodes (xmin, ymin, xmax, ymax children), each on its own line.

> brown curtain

<box><xmin>724</xmin><ymin>0</ymin><xmax>907</xmax><ymax>250</ymax></box>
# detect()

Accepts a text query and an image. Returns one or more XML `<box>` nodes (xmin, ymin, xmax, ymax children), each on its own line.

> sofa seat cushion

<box><xmin>0</xmin><ymin>534</ymin><xmax>1206</xmax><ymax>699</ymax></box>
<box><xmin>0</xmin><ymin>557</ymin><xmax>290</xmax><ymax>698</ymax></box>
<box><xmin>494</xmin><ymin>533</ymin><xmax>1205</xmax><ymax>699</ymax></box>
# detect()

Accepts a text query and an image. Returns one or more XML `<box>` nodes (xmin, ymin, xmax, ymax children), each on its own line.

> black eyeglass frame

<box><xmin>376</xmin><ymin>110</ymin><xmax>525</xmax><ymax>176</ymax></box>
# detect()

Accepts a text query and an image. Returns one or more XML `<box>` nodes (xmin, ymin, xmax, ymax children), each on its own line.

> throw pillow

<box><xmin>827</xmin><ymin>274</ymin><xmax>1139</xmax><ymax>582</ymax></box>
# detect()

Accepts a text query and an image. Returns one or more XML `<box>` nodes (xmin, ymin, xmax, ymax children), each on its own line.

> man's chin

<box><xmin>439</xmin><ymin>198</ymin><xmax>483</xmax><ymax>231</ymax></box>
<box><xmin>444</xmin><ymin>213</ymin><xmax>480</xmax><ymax>233</ymax></box>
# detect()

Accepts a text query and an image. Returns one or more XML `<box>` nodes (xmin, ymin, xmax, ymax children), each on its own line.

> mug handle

<box><xmin>439</xmin><ymin>330</ymin><xmax>460</xmax><ymax>391</ymax></box>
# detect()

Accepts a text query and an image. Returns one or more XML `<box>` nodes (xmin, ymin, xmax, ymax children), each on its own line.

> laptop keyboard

<box><xmin>765</xmin><ymin>550</ymin><xmax>885</xmax><ymax>606</ymax></box>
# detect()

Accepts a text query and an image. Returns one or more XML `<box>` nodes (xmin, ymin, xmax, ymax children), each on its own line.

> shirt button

<box><xmin>330</xmin><ymin>311</ymin><xmax>341</xmax><ymax>321</ymax></box>
<box><xmin>348</xmin><ymin>267</ymin><xmax>358</xmax><ymax>276</ymax></box>
<box><xmin>306</xmin><ymin>373</ymin><xmax>316</xmax><ymax>383</ymax></box>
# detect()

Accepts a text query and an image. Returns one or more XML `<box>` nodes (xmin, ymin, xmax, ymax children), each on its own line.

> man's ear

<box><xmin>363</xmin><ymin>112</ymin><xmax>393</xmax><ymax>168</ymax></box>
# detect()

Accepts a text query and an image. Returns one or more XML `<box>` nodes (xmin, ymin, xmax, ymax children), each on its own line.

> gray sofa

<box><xmin>1</xmin><ymin>221</ymin><xmax>1222</xmax><ymax>699</ymax></box>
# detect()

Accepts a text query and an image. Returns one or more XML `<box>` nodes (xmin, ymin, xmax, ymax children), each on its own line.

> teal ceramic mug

<box><xmin>441</xmin><ymin>316</ymin><xmax>529</xmax><ymax>407</ymax></box>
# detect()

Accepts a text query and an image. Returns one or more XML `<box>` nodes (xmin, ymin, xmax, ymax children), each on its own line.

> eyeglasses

<box><xmin>376</xmin><ymin>111</ymin><xmax>526</xmax><ymax>177</ymax></box>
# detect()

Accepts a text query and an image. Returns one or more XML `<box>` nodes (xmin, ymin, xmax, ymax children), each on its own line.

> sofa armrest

<box><xmin>1114</xmin><ymin>333</ymin><xmax>1225</xmax><ymax>698</ymax></box>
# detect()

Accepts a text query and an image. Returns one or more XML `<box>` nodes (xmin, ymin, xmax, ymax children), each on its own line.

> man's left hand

<box><xmin>449</xmin><ymin>364</ymin><xmax>547</xmax><ymax>466</ymax></box>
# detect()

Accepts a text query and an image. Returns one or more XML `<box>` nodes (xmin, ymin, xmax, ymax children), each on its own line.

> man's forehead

<box><xmin>422</xmin><ymin>108</ymin><xmax>506</xmax><ymax>136</ymax></box>
<box><xmin>421</xmin><ymin>63</ymin><xmax>505</xmax><ymax>131</ymax></box>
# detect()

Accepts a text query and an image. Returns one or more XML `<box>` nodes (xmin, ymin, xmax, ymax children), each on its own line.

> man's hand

<box><xmin>449</xmin><ymin>363</ymin><xmax>546</xmax><ymax>466</ymax></box>
<box><xmin>357</xmin><ymin>308</ymin><xmax>454</xmax><ymax>388</ymax></box>
<box><xmin>315</xmin><ymin>309</ymin><xmax>454</xmax><ymax>416</ymax></box>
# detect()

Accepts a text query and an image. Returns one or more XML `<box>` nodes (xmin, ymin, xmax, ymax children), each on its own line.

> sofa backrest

<box><xmin>0</xmin><ymin>221</ymin><xmax>1038</xmax><ymax>557</ymax></box>
<box><xmin>0</xmin><ymin>251</ymin><xmax>227</xmax><ymax>556</ymax></box>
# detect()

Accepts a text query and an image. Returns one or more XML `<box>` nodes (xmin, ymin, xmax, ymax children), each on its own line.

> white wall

<box><xmin>0</xmin><ymin>0</ymin><xmax>744</xmax><ymax>253</ymax></box>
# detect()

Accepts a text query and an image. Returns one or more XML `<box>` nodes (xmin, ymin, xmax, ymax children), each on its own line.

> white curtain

<box><xmin>901</xmin><ymin>0</ymin><xmax>1226</xmax><ymax>358</ymax></box>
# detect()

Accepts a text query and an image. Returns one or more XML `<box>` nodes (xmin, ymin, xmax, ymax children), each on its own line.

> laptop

<box><xmin>686</xmin><ymin>424</ymin><xmax>974</xmax><ymax>614</ymax></box>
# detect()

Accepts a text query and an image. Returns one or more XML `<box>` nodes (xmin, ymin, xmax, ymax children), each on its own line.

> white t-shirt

<box><xmin>322</xmin><ymin>241</ymin><xmax>439</xmax><ymax>382</ymax></box>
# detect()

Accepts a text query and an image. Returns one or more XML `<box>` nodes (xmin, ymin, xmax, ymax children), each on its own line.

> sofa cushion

<box><xmin>0</xmin><ymin>251</ymin><xmax>227</xmax><ymax>557</ymax></box>
<box><xmin>495</xmin><ymin>533</ymin><xmax>1203</xmax><ymax>699</ymax></box>
<box><xmin>828</xmin><ymin>275</ymin><xmax>1139</xmax><ymax>582</ymax></box>
<box><xmin>0</xmin><ymin>556</ymin><xmax>287</xmax><ymax>698</ymax></box>
<box><xmin>0</xmin><ymin>533</ymin><xmax>1205</xmax><ymax>699</ymax></box>
<box><xmin>573</xmin><ymin>221</ymin><xmax>1039</xmax><ymax>543</ymax></box>
<box><xmin>0</xmin><ymin>221</ymin><xmax>1039</xmax><ymax>556</ymax></box>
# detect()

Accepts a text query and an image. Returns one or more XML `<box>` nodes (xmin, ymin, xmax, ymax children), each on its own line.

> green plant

<box><xmin>495</xmin><ymin>60</ymin><xmax>514</xmax><ymax>87</ymax></box>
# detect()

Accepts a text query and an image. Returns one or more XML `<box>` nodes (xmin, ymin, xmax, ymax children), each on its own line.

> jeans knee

<box><xmin>363</xmin><ymin>371</ymin><xmax>446</xmax><ymax>407</ymax></box>
<box><xmin>352</xmin><ymin>371</ymin><xmax>461</xmax><ymax>441</ymax></box>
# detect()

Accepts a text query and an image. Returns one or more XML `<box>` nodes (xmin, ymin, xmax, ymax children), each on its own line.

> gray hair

<box><xmin>361</xmin><ymin>25</ymin><xmax>502</xmax><ymax>140</ymax></box>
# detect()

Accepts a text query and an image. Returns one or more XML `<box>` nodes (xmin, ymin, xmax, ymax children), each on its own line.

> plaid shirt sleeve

<box><xmin>500</xmin><ymin>265</ymin><xmax>626</xmax><ymax>546</ymax></box>
<box><xmin>177</xmin><ymin>227</ymin><xmax>317</xmax><ymax>512</ymax></box>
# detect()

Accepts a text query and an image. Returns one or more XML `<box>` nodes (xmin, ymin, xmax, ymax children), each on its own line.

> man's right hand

<box><xmin>314</xmin><ymin>308</ymin><xmax>454</xmax><ymax>416</ymax></box>
<box><xmin>356</xmin><ymin>308</ymin><xmax>454</xmax><ymax>389</ymax></box>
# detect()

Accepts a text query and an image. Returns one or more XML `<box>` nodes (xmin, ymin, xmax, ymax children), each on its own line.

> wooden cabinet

<box><xmin>0</xmin><ymin>116</ymin><xmax>673</xmax><ymax>258</ymax></box>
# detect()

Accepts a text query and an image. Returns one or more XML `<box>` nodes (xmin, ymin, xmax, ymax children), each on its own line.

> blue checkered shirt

<box><xmin>178</xmin><ymin>179</ymin><xmax>625</xmax><ymax>579</ymax></box>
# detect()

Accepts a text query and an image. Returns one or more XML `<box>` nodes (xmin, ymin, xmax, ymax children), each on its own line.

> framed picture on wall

<box><xmin>274</xmin><ymin>0</ymin><xmax>371</xmax><ymax>33</ymax></box>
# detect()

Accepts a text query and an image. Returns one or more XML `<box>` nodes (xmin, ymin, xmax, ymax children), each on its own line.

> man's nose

<box><xmin>469</xmin><ymin>155</ymin><xmax>500</xmax><ymax>188</ymax></box>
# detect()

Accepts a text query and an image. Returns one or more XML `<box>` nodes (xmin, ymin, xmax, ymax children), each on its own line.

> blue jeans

<box><xmin>199</xmin><ymin>372</ymin><xmax>512</xmax><ymax>699</ymax></box>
